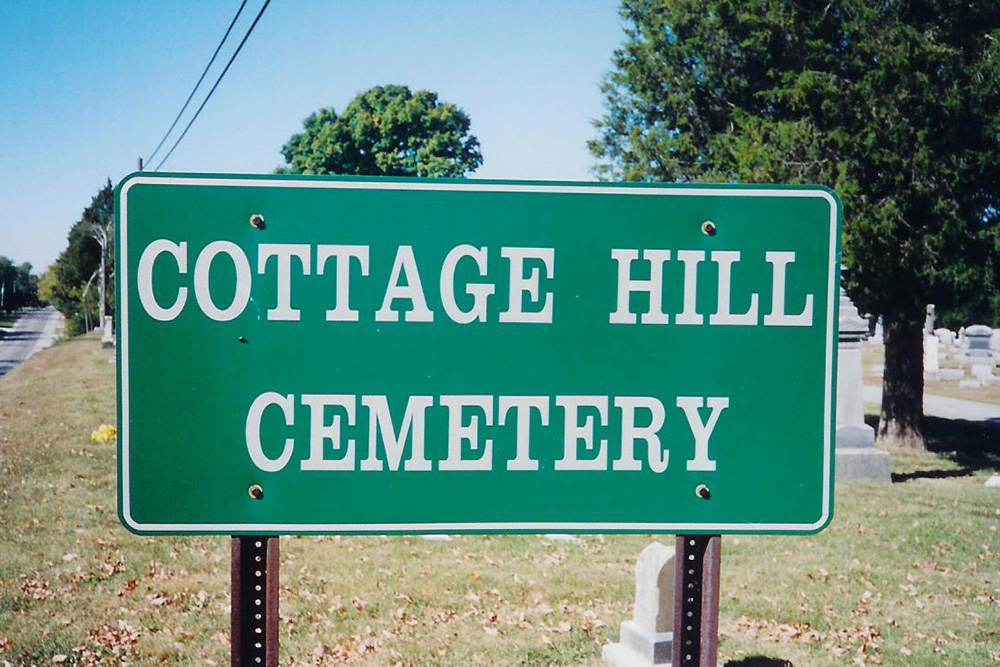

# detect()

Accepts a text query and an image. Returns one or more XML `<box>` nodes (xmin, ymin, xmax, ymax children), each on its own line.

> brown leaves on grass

<box><xmin>19</xmin><ymin>578</ymin><xmax>52</xmax><ymax>601</ymax></box>
<box><xmin>732</xmin><ymin>615</ymin><xmax>883</xmax><ymax>665</ymax></box>
<box><xmin>51</xmin><ymin>619</ymin><xmax>147</xmax><ymax>666</ymax></box>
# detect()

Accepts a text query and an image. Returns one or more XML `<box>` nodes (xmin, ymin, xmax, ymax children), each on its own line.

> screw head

<box><xmin>701</xmin><ymin>220</ymin><xmax>716</xmax><ymax>236</ymax></box>
<box><xmin>695</xmin><ymin>484</ymin><xmax>711</xmax><ymax>500</ymax></box>
<box><xmin>248</xmin><ymin>484</ymin><xmax>264</xmax><ymax>499</ymax></box>
<box><xmin>250</xmin><ymin>214</ymin><xmax>265</xmax><ymax>229</ymax></box>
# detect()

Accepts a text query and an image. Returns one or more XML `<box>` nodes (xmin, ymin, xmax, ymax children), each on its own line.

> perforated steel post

<box><xmin>232</xmin><ymin>536</ymin><xmax>279</xmax><ymax>667</ymax></box>
<box><xmin>672</xmin><ymin>535</ymin><xmax>721</xmax><ymax>667</ymax></box>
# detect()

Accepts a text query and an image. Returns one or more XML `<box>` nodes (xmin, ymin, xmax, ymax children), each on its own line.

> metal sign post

<box><xmin>231</xmin><ymin>536</ymin><xmax>279</xmax><ymax>667</ymax></box>
<box><xmin>673</xmin><ymin>535</ymin><xmax>722</xmax><ymax>667</ymax></box>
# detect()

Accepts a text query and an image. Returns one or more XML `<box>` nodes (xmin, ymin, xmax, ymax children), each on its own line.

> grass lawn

<box><xmin>1</xmin><ymin>336</ymin><xmax>998</xmax><ymax>665</ymax></box>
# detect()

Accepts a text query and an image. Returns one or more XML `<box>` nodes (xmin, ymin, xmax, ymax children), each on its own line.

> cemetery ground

<box><xmin>862</xmin><ymin>341</ymin><xmax>1000</xmax><ymax>406</ymax></box>
<box><xmin>0</xmin><ymin>337</ymin><xmax>998</xmax><ymax>667</ymax></box>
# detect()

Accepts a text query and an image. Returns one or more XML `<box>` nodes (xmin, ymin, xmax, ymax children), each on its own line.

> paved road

<box><xmin>0</xmin><ymin>307</ymin><xmax>64</xmax><ymax>377</ymax></box>
<box><xmin>863</xmin><ymin>384</ymin><xmax>1000</xmax><ymax>423</ymax></box>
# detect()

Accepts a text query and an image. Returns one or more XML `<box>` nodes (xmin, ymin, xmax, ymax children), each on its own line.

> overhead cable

<box><xmin>154</xmin><ymin>0</ymin><xmax>272</xmax><ymax>171</ymax></box>
<box><xmin>145</xmin><ymin>0</ymin><xmax>250</xmax><ymax>165</ymax></box>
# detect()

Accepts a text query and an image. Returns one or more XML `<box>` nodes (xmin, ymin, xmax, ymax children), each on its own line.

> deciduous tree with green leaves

<box><xmin>46</xmin><ymin>180</ymin><xmax>115</xmax><ymax>335</ymax></box>
<box><xmin>279</xmin><ymin>84</ymin><xmax>483</xmax><ymax>178</ymax></box>
<box><xmin>590</xmin><ymin>0</ymin><xmax>1000</xmax><ymax>448</ymax></box>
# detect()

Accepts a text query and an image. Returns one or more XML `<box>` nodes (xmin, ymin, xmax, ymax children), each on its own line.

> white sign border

<box><xmin>118</xmin><ymin>175</ymin><xmax>839</xmax><ymax>534</ymax></box>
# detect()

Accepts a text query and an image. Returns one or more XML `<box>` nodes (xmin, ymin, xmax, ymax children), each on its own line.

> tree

<box><xmin>0</xmin><ymin>257</ymin><xmax>38</xmax><ymax>313</ymax></box>
<box><xmin>279</xmin><ymin>85</ymin><xmax>483</xmax><ymax>177</ymax></box>
<box><xmin>590</xmin><ymin>0</ymin><xmax>1000</xmax><ymax>448</ymax></box>
<box><xmin>46</xmin><ymin>180</ymin><xmax>115</xmax><ymax>335</ymax></box>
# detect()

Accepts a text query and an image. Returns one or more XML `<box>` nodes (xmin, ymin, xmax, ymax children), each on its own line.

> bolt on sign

<box><xmin>115</xmin><ymin>174</ymin><xmax>841</xmax><ymax>535</ymax></box>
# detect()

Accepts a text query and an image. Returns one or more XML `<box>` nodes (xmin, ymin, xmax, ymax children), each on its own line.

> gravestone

<box><xmin>924</xmin><ymin>335</ymin><xmax>940</xmax><ymax>382</ymax></box>
<box><xmin>992</xmin><ymin>330</ymin><xmax>1000</xmax><ymax>353</ymax></box>
<box><xmin>935</xmin><ymin>327</ymin><xmax>956</xmax><ymax>348</ymax></box>
<box><xmin>970</xmin><ymin>363</ymin><xmax>998</xmax><ymax>384</ymax></box>
<box><xmin>872</xmin><ymin>316</ymin><xmax>884</xmax><ymax>344</ymax></box>
<box><xmin>959</xmin><ymin>326</ymin><xmax>966</xmax><ymax>347</ymax></box>
<box><xmin>966</xmin><ymin>325</ymin><xmax>993</xmax><ymax>357</ymax></box>
<box><xmin>603</xmin><ymin>542</ymin><xmax>675</xmax><ymax>666</ymax></box>
<box><xmin>836</xmin><ymin>288</ymin><xmax>890</xmax><ymax>483</ymax></box>
<box><xmin>101</xmin><ymin>315</ymin><xmax>115</xmax><ymax>349</ymax></box>
<box><xmin>924</xmin><ymin>304</ymin><xmax>936</xmax><ymax>336</ymax></box>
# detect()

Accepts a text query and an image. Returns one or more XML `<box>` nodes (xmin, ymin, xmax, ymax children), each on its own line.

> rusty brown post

<box><xmin>232</xmin><ymin>536</ymin><xmax>279</xmax><ymax>667</ymax></box>
<box><xmin>672</xmin><ymin>535</ymin><xmax>722</xmax><ymax>667</ymax></box>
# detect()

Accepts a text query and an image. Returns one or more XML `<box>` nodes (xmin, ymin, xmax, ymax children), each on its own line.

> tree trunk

<box><xmin>877</xmin><ymin>310</ymin><xmax>925</xmax><ymax>448</ymax></box>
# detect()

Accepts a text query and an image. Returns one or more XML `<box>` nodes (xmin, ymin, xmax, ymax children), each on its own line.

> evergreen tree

<box><xmin>591</xmin><ymin>0</ymin><xmax>1000</xmax><ymax>448</ymax></box>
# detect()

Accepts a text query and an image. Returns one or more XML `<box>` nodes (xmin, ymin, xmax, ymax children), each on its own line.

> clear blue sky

<box><xmin>0</xmin><ymin>1</ymin><xmax>624</xmax><ymax>273</ymax></box>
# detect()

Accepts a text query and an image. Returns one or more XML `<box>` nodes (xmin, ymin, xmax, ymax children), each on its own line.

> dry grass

<box><xmin>1</xmin><ymin>336</ymin><xmax>998</xmax><ymax>665</ymax></box>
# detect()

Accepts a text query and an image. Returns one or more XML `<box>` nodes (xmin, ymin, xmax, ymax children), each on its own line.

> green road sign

<box><xmin>116</xmin><ymin>173</ymin><xmax>840</xmax><ymax>535</ymax></box>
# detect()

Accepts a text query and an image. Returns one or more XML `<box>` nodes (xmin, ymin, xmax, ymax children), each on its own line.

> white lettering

<box><xmin>360</xmin><ymin>395</ymin><xmax>433</xmax><ymax>471</ymax></box>
<box><xmin>137</xmin><ymin>239</ymin><xmax>188</xmax><ymax>321</ymax></box>
<box><xmin>258</xmin><ymin>243</ymin><xmax>311</xmax><ymax>321</ymax></box>
<box><xmin>317</xmin><ymin>245</ymin><xmax>369</xmax><ymax>322</ymax></box>
<box><xmin>676</xmin><ymin>396</ymin><xmax>729</xmax><ymax>472</ymax></box>
<box><xmin>499</xmin><ymin>247</ymin><xmax>554</xmax><ymax>323</ymax></box>
<box><xmin>499</xmin><ymin>396</ymin><xmax>548</xmax><ymax>471</ymax></box>
<box><xmin>709</xmin><ymin>251</ymin><xmax>758</xmax><ymax>326</ymax></box>
<box><xmin>675</xmin><ymin>249</ymin><xmax>705</xmax><ymax>325</ymax></box>
<box><xmin>440</xmin><ymin>245</ymin><xmax>494</xmax><ymax>324</ymax></box>
<box><xmin>764</xmin><ymin>251</ymin><xmax>813</xmax><ymax>326</ymax></box>
<box><xmin>614</xmin><ymin>396</ymin><xmax>668</xmax><ymax>472</ymax></box>
<box><xmin>439</xmin><ymin>395</ymin><xmax>494</xmax><ymax>470</ymax></box>
<box><xmin>193</xmin><ymin>241</ymin><xmax>251</xmax><ymax>322</ymax></box>
<box><xmin>375</xmin><ymin>246</ymin><xmax>434</xmax><ymax>322</ymax></box>
<box><xmin>609</xmin><ymin>249</ymin><xmax>671</xmax><ymax>324</ymax></box>
<box><xmin>245</xmin><ymin>392</ymin><xmax>295</xmax><ymax>473</ymax></box>
<box><xmin>300</xmin><ymin>394</ymin><xmax>356</xmax><ymax>471</ymax></box>
<box><xmin>554</xmin><ymin>396</ymin><xmax>608</xmax><ymax>471</ymax></box>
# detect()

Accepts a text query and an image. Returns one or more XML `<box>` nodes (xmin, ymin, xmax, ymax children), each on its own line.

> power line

<box><xmin>145</xmin><ymin>0</ymin><xmax>250</xmax><ymax>166</ymax></box>
<box><xmin>154</xmin><ymin>0</ymin><xmax>272</xmax><ymax>171</ymax></box>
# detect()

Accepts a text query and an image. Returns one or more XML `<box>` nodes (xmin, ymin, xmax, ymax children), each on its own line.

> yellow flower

<box><xmin>91</xmin><ymin>424</ymin><xmax>117</xmax><ymax>444</ymax></box>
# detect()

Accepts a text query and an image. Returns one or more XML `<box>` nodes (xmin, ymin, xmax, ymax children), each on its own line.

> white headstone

<box><xmin>835</xmin><ymin>288</ymin><xmax>889</xmax><ymax>482</ymax></box>
<box><xmin>924</xmin><ymin>335</ymin><xmax>940</xmax><ymax>381</ymax></box>
<box><xmin>971</xmin><ymin>363</ymin><xmax>997</xmax><ymax>383</ymax></box>
<box><xmin>100</xmin><ymin>315</ymin><xmax>115</xmax><ymax>349</ymax></box>
<box><xmin>603</xmin><ymin>542</ymin><xmax>675</xmax><ymax>666</ymax></box>
<box><xmin>934</xmin><ymin>327</ymin><xmax>956</xmax><ymax>348</ymax></box>
<box><xmin>966</xmin><ymin>325</ymin><xmax>993</xmax><ymax>360</ymax></box>
<box><xmin>924</xmin><ymin>304</ymin><xmax>936</xmax><ymax>336</ymax></box>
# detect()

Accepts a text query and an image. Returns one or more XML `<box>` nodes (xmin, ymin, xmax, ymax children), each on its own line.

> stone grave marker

<box><xmin>924</xmin><ymin>335</ymin><xmax>940</xmax><ymax>381</ymax></box>
<box><xmin>872</xmin><ymin>316</ymin><xmax>884</xmax><ymax>343</ymax></box>
<box><xmin>603</xmin><ymin>542</ymin><xmax>676</xmax><ymax>666</ymax></box>
<box><xmin>965</xmin><ymin>326</ymin><xmax>995</xmax><ymax>384</ymax></box>
<box><xmin>836</xmin><ymin>288</ymin><xmax>890</xmax><ymax>482</ymax></box>
<box><xmin>935</xmin><ymin>327</ymin><xmax>956</xmax><ymax>348</ymax></box>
